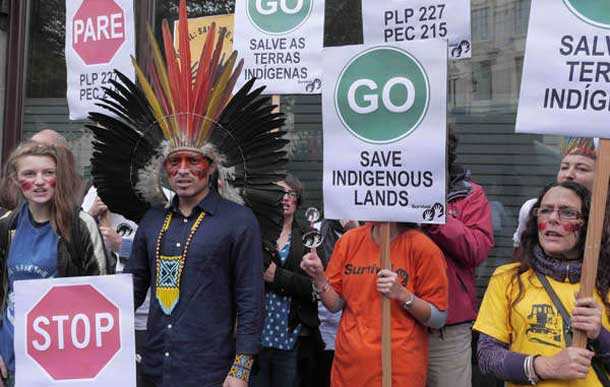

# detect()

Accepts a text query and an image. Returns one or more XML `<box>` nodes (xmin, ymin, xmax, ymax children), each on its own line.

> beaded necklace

<box><xmin>155</xmin><ymin>210</ymin><xmax>206</xmax><ymax>315</ymax></box>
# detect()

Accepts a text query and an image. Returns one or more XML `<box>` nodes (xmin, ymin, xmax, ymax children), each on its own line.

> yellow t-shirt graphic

<box><xmin>474</xmin><ymin>263</ymin><xmax>610</xmax><ymax>387</ymax></box>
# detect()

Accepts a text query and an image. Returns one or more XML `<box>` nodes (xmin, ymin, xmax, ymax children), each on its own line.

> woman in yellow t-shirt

<box><xmin>300</xmin><ymin>222</ymin><xmax>449</xmax><ymax>387</ymax></box>
<box><xmin>474</xmin><ymin>181</ymin><xmax>610</xmax><ymax>387</ymax></box>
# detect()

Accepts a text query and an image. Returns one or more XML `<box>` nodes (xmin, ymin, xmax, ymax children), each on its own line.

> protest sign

<box><xmin>322</xmin><ymin>39</ymin><xmax>447</xmax><ymax>223</ymax></box>
<box><xmin>175</xmin><ymin>14</ymin><xmax>235</xmax><ymax>73</ymax></box>
<box><xmin>15</xmin><ymin>275</ymin><xmax>136</xmax><ymax>386</ymax></box>
<box><xmin>65</xmin><ymin>0</ymin><xmax>136</xmax><ymax>120</ymax></box>
<box><xmin>362</xmin><ymin>0</ymin><xmax>471</xmax><ymax>59</ymax></box>
<box><xmin>516</xmin><ymin>0</ymin><xmax>610</xmax><ymax>138</ymax></box>
<box><xmin>233</xmin><ymin>0</ymin><xmax>324</xmax><ymax>94</ymax></box>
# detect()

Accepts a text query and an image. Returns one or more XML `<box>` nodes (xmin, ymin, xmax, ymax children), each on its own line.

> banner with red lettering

<box><xmin>14</xmin><ymin>275</ymin><xmax>136</xmax><ymax>386</ymax></box>
<box><xmin>65</xmin><ymin>0</ymin><xmax>136</xmax><ymax>120</ymax></box>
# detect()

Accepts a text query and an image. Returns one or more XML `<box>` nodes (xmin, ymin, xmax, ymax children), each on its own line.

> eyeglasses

<box><xmin>533</xmin><ymin>206</ymin><xmax>581</xmax><ymax>221</ymax></box>
<box><xmin>283</xmin><ymin>191</ymin><xmax>298</xmax><ymax>200</ymax></box>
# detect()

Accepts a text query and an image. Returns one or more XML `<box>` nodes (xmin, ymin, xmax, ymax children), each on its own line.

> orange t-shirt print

<box><xmin>326</xmin><ymin>224</ymin><xmax>448</xmax><ymax>387</ymax></box>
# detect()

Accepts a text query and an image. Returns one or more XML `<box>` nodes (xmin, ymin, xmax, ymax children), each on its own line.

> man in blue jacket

<box><xmin>126</xmin><ymin>150</ymin><xmax>264</xmax><ymax>387</ymax></box>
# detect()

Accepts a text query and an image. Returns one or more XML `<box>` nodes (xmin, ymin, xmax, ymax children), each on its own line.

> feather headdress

<box><xmin>560</xmin><ymin>137</ymin><xmax>596</xmax><ymax>160</ymax></box>
<box><xmin>87</xmin><ymin>0</ymin><xmax>288</xmax><ymax>245</ymax></box>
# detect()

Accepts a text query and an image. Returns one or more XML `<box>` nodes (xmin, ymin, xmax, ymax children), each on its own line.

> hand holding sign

<box><xmin>300</xmin><ymin>249</ymin><xmax>325</xmax><ymax>285</ymax></box>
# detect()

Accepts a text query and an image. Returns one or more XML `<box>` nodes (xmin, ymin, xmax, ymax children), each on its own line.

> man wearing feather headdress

<box><xmin>86</xmin><ymin>1</ymin><xmax>289</xmax><ymax>386</ymax></box>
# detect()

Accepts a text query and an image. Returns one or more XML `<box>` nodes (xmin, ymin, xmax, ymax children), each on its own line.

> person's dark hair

<box><xmin>520</xmin><ymin>181</ymin><xmax>590</xmax><ymax>263</ymax></box>
<box><xmin>283</xmin><ymin>173</ymin><xmax>304</xmax><ymax>207</ymax></box>
<box><xmin>511</xmin><ymin>181</ymin><xmax>610</xmax><ymax>312</ymax></box>
<box><xmin>447</xmin><ymin>123</ymin><xmax>458</xmax><ymax>170</ymax></box>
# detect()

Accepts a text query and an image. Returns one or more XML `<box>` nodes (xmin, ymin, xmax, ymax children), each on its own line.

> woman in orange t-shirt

<box><xmin>301</xmin><ymin>222</ymin><xmax>449</xmax><ymax>387</ymax></box>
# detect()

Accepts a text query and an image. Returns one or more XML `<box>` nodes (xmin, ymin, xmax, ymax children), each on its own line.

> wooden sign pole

<box><xmin>380</xmin><ymin>222</ymin><xmax>392</xmax><ymax>387</ymax></box>
<box><xmin>272</xmin><ymin>95</ymin><xmax>281</xmax><ymax>114</ymax></box>
<box><xmin>573</xmin><ymin>139</ymin><xmax>610</xmax><ymax>348</ymax></box>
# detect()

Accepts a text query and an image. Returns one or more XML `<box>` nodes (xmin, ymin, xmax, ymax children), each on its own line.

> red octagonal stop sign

<box><xmin>72</xmin><ymin>0</ymin><xmax>126</xmax><ymax>65</ymax></box>
<box><xmin>26</xmin><ymin>284</ymin><xmax>121</xmax><ymax>381</ymax></box>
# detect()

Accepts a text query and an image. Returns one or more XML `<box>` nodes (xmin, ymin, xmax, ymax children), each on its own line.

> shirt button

<box><xmin>165</xmin><ymin>352</ymin><xmax>170</xmax><ymax>357</ymax></box>
<box><xmin>168</xmin><ymin>324</ymin><xmax>172</xmax><ymax>329</ymax></box>
<box><xmin>183</xmin><ymin>218</ymin><xmax>188</xmax><ymax>223</ymax></box>
<box><xmin>176</xmin><ymin>242</ymin><xmax>181</xmax><ymax>248</ymax></box>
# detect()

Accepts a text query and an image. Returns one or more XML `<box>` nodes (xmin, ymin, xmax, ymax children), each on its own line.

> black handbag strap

<box><xmin>535</xmin><ymin>271</ymin><xmax>573</xmax><ymax>346</ymax></box>
<box><xmin>535</xmin><ymin>271</ymin><xmax>610</xmax><ymax>386</ymax></box>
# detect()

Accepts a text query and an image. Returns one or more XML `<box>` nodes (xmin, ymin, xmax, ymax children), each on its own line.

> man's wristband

<box><xmin>229</xmin><ymin>354</ymin><xmax>254</xmax><ymax>382</ymax></box>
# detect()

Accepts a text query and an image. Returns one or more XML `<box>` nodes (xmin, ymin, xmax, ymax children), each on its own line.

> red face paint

<box><xmin>165</xmin><ymin>151</ymin><xmax>210</xmax><ymax>179</ymax></box>
<box><xmin>18</xmin><ymin>172</ymin><xmax>56</xmax><ymax>193</ymax></box>
<box><xmin>563</xmin><ymin>223</ymin><xmax>582</xmax><ymax>232</ymax></box>
<box><xmin>538</xmin><ymin>222</ymin><xmax>547</xmax><ymax>231</ymax></box>
<box><xmin>18</xmin><ymin>179</ymin><xmax>33</xmax><ymax>192</ymax></box>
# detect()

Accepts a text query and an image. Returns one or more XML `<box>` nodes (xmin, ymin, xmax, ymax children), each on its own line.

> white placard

<box><xmin>233</xmin><ymin>0</ymin><xmax>324</xmax><ymax>94</ymax></box>
<box><xmin>15</xmin><ymin>275</ymin><xmax>136</xmax><ymax>387</ymax></box>
<box><xmin>516</xmin><ymin>0</ymin><xmax>610</xmax><ymax>138</ymax></box>
<box><xmin>323</xmin><ymin>39</ymin><xmax>447</xmax><ymax>223</ymax></box>
<box><xmin>362</xmin><ymin>0</ymin><xmax>471</xmax><ymax>60</ymax></box>
<box><xmin>65</xmin><ymin>0</ymin><xmax>136</xmax><ymax>120</ymax></box>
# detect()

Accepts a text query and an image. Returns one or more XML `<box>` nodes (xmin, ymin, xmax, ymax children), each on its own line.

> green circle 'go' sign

<box><xmin>563</xmin><ymin>0</ymin><xmax>610</xmax><ymax>29</ymax></box>
<box><xmin>335</xmin><ymin>47</ymin><xmax>430</xmax><ymax>144</ymax></box>
<box><xmin>247</xmin><ymin>0</ymin><xmax>313</xmax><ymax>35</ymax></box>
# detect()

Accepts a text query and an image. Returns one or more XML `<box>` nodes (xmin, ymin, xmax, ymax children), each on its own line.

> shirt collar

<box><xmin>169</xmin><ymin>189</ymin><xmax>220</xmax><ymax>217</ymax></box>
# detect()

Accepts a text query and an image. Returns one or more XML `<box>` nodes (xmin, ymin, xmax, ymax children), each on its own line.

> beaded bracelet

<box><xmin>229</xmin><ymin>354</ymin><xmax>254</xmax><ymax>382</ymax></box>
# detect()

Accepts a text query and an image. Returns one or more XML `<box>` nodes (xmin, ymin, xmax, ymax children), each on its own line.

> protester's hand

<box><xmin>88</xmin><ymin>196</ymin><xmax>109</xmax><ymax>218</ymax></box>
<box><xmin>300</xmin><ymin>249</ymin><xmax>325</xmax><ymax>284</ymax></box>
<box><xmin>223</xmin><ymin>375</ymin><xmax>247</xmax><ymax>387</ymax></box>
<box><xmin>263</xmin><ymin>261</ymin><xmax>276</xmax><ymax>283</ymax></box>
<box><xmin>376</xmin><ymin>269</ymin><xmax>407</xmax><ymax>300</ymax></box>
<box><xmin>99</xmin><ymin>226</ymin><xmax>122</xmax><ymax>254</ymax></box>
<box><xmin>572</xmin><ymin>294</ymin><xmax>602</xmax><ymax>340</ymax></box>
<box><xmin>0</xmin><ymin>354</ymin><xmax>6</xmax><ymax>387</ymax></box>
<box><xmin>535</xmin><ymin>347</ymin><xmax>594</xmax><ymax>380</ymax></box>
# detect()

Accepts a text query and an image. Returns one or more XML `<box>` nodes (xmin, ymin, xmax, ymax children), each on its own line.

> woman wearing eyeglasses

<box><xmin>251</xmin><ymin>174</ymin><xmax>322</xmax><ymax>387</ymax></box>
<box><xmin>474</xmin><ymin>181</ymin><xmax>610</xmax><ymax>386</ymax></box>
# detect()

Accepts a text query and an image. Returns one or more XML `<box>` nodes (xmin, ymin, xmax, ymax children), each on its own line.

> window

<box><xmin>514</xmin><ymin>0</ymin><xmax>530</xmax><ymax>35</ymax></box>
<box><xmin>472</xmin><ymin>7</ymin><xmax>491</xmax><ymax>42</ymax></box>
<box><xmin>472</xmin><ymin>60</ymin><xmax>492</xmax><ymax>101</ymax></box>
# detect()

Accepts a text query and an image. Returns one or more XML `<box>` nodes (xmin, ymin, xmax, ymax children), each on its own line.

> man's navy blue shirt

<box><xmin>125</xmin><ymin>189</ymin><xmax>264</xmax><ymax>387</ymax></box>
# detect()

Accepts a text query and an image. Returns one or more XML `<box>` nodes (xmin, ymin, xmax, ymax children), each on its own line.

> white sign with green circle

<box><xmin>233</xmin><ymin>0</ymin><xmax>324</xmax><ymax>95</ymax></box>
<box><xmin>563</xmin><ymin>0</ymin><xmax>610</xmax><ymax>29</ymax></box>
<box><xmin>322</xmin><ymin>40</ymin><xmax>447</xmax><ymax>223</ymax></box>
<box><xmin>247</xmin><ymin>0</ymin><xmax>313</xmax><ymax>35</ymax></box>
<box><xmin>335</xmin><ymin>47</ymin><xmax>430</xmax><ymax>144</ymax></box>
<box><xmin>516</xmin><ymin>0</ymin><xmax>610</xmax><ymax>138</ymax></box>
